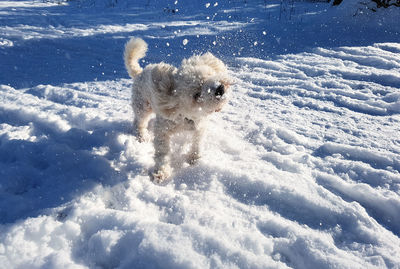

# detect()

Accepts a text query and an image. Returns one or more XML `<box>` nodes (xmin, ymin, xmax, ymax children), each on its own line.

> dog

<box><xmin>124</xmin><ymin>37</ymin><xmax>233</xmax><ymax>183</ymax></box>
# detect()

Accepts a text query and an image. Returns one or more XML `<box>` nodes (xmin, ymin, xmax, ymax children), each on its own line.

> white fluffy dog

<box><xmin>124</xmin><ymin>37</ymin><xmax>233</xmax><ymax>182</ymax></box>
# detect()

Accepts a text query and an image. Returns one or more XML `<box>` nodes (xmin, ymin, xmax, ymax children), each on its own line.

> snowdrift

<box><xmin>1</xmin><ymin>0</ymin><xmax>400</xmax><ymax>268</ymax></box>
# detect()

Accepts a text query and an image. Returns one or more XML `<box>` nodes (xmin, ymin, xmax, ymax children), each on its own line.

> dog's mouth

<box><xmin>193</xmin><ymin>92</ymin><xmax>202</xmax><ymax>102</ymax></box>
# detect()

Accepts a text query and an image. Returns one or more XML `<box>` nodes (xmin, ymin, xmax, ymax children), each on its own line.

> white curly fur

<box><xmin>124</xmin><ymin>38</ymin><xmax>148</xmax><ymax>78</ymax></box>
<box><xmin>124</xmin><ymin>37</ymin><xmax>233</xmax><ymax>183</ymax></box>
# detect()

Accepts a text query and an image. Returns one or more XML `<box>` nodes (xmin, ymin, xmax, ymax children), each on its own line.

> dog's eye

<box><xmin>193</xmin><ymin>92</ymin><xmax>201</xmax><ymax>100</ymax></box>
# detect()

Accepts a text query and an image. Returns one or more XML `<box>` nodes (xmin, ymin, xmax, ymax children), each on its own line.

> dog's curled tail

<box><xmin>124</xmin><ymin>37</ymin><xmax>148</xmax><ymax>78</ymax></box>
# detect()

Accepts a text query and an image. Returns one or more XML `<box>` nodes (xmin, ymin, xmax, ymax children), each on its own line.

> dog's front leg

<box><xmin>187</xmin><ymin>125</ymin><xmax>204</xmax><ymax>165</ymax></box>
<box><xmin>152</xmin><ymin>117</ymin><xmax>174</xmax><ymax>183</ymax></box>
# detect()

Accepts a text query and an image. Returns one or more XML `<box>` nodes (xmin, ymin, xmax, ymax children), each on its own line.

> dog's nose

<box><xmin>215</xmin><ymin>85</ymin><xmax>225</xmax><ymax>97</ymax></box>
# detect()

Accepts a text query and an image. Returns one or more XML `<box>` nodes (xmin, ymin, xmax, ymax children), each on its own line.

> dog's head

<box><xmin>173</xmin><ymin>53</ymin><xmax>234</xmax><ymax>119</ymax></box>
<box><xmin>151</xmin><ymin>53</ymin><xmax>234</xmax><ymax>120</ymax></box>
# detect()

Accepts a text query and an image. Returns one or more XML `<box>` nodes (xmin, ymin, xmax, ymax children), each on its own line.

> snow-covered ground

<box><xmin>1</xmin><ymin>0</ymin><xmax>400</xmax><ymax>268</ymax></box>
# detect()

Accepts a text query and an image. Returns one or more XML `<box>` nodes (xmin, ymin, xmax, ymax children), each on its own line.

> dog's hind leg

<box><xmin>133</xmin><ymin>109</ymin><xmax>152</xmax><ymax>142</ymax></box>
<box><xmin>132</xmin><ymin>93</ymin><xmax>152</xmax><ymax>142</ymax></box>
<box><xmin>151</xmin><ymin>117</ymin><xmax>175</xmax><ymax>182</ymax></box>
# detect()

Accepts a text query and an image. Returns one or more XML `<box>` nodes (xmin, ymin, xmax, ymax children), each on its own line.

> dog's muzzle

<box><xmin>215</xmin><ymin>85</ymin><xmax>225</xmax><ymax>97</ymax></box>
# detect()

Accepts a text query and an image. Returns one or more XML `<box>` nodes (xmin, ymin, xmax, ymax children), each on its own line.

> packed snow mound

<box><xmin>1</xmin><ymin>0</ymin><xmax>400</xmax><ymax>268</ymax></box>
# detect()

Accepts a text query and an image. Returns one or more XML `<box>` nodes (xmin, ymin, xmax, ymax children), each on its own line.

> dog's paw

<box><xmin>137</xmin><ymin>131</ymin><xmax>151</xmax><ymax>143</ymax></box>
<box><xmin>186</xmin><ymin>152</ymin><xmax>201</xmax><ymax>165</ymax></box>
<box><xmin>151</xmin><ymin>165</ymin><xmax>172</xmax><ymax>183</ymax></box>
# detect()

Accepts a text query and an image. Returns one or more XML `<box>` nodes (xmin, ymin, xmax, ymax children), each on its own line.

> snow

<box><xmin>1</xmin><ymin>0</ymin><xmax>400</xmax><ymax>268</ymax></box>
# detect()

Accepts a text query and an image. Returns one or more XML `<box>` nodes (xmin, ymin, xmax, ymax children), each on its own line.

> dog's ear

<box><xmin>151</xmin><ymin>63</ymin><xmax>180</xmax><ymax>118</ymax></box>
<box><xmin>152</xmin><ymin>63</ymin><xmax>176</xmax><ymax>96</ymax></box>
<box><xmin>181</xmin><ymin>53</ymin><xmax>227</xmax><ymax>75</ymax></box>
<box><xmin>198</xmin><ymin>52</ymin><xmax>227</xmax><ymax>74</ymax></box>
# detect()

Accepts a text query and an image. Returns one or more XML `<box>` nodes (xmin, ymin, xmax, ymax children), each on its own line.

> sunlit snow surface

<box><xmin>1</xmin><ymin>0</ymin><xmax>400</xmax><ymax>268</ymax></box>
